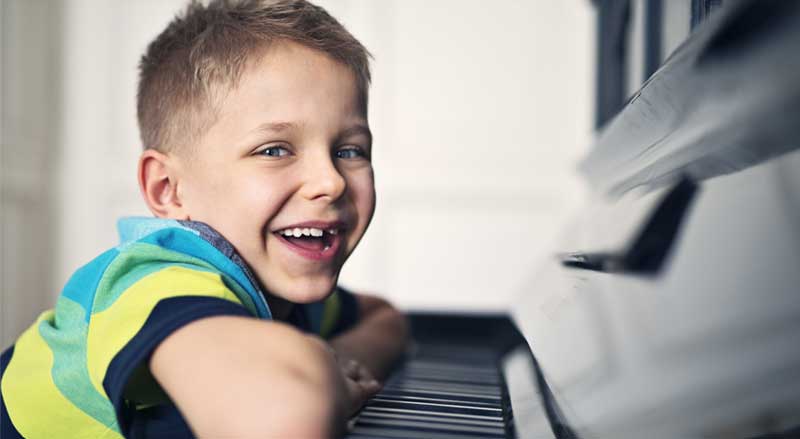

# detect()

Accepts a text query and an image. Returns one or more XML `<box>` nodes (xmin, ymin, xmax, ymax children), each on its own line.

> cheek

<box><xmin>215</xmin><ymin>175</ymin><xmax>295</xmax><ymax>254</ymax></box>
<box><xmin>232</xmin><ymin>176</ymin><xmax>295</xmax><ymax>225</ymax></box>
<box><xmin>188</xmin><ymin>168</ymin><xmax>292</xmax><ymax>230</ymax></box>
<box><xmin>348</xmin><ymin>171</ymin><xmax>376</xmax><ymax>224</ymax></box>
<box><xmin>180</xmin><ymin>168</ymin><xmax>228</xmax><ymax>219</ymax></box>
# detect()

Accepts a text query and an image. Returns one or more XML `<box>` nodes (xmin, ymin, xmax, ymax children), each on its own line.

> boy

<box><xmin>0</xmin><ymin>0</ymin><xmax>408</xmax><ymax>437</ymax></box>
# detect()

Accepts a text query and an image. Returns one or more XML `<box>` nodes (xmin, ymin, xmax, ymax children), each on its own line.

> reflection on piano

<box><xmin>348</xmin><ymin>0</ymin><xmax>800</xmax><ymax>437</ymax></box>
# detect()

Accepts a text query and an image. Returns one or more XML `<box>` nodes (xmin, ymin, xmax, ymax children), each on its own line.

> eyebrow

<box><xmin>252</xmin><ymin>121</ymin><xmax>300</xmax><ymax>134</ymax></box>
<box><xmin>337</xmin><ymin>124</ymin><xmax>373</xmax><ymax>145</ymax></box>
<box><xmin>252</xmin><ymin>121</ymin><xmax>372</xmax><ymax>144</ymax></box>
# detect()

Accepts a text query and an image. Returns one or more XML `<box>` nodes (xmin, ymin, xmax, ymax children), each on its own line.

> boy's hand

<box><xmin>329</xmin><ymin>293</ymin><xmax>409</xmax><ymax>381</ymax></box>
<box><xmin>309</xmin><ymin>335</ymin><xmax>381</xmax><ymax>416</ymax></box>
<box><xmin>337</xmin><ymin>353</ymin><xmax>382</xmax><ymax>416</ymax></box>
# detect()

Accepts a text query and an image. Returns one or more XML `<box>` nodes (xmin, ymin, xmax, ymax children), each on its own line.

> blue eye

<box><xmin>259</xmin><ymin>145</ymin><xmax>291</xmax><ymax>157</ymax></box>
<box><xmin>336</xmin><ymin>147</ymin><xmax>366</xmax><ymax>159</ymax></box>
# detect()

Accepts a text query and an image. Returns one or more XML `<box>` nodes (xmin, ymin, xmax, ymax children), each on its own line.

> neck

<box><xmin>266</xmin><ymin>295</ymin><xmax>294</xmax><ymax>321</ymax></box>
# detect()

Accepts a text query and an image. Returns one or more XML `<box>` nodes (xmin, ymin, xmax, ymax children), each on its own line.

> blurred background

<box><xmin>0</xmin><ymin>0</ymin><xmax>596</xmax><ymax>347</ymax></box>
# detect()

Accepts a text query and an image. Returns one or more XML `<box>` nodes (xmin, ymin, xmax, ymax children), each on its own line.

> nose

<box><xmin>299</xmin><ymin>150</ymin><xmax>347</xmax><ymax>202</ymax></box>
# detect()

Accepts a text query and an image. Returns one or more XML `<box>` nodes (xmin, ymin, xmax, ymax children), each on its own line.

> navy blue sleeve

<box><xmin>103</xmin><ymin>295</ymin><xmax>251</xmax><ymax>438</ymax></box>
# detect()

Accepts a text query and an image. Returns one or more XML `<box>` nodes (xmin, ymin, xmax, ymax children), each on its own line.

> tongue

<box><xmin>285</xmin><ymin>236</ymin><xmax>326</xmax><ymax>251</ymax></box>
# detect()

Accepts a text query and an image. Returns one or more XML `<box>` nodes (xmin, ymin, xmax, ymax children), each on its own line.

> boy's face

<box><xmin>173</xmin><ymin>42</ymin><xmax>374</xmax><ymax>308</ymax></box>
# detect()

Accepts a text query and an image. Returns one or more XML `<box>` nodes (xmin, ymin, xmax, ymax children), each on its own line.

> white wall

<box><xmin>1</xmin><ymin>0</ymin><xmax>594</xmax><ymax>346</ymax></box>
<box><xmin>320</xmin><ymin>1</ymin><xmax>594</xmax><ymax>310</ymax></box>
<box><xmin>1</xmin><ymin>0</ymin><xmax>64</xmax><ymax>348</ymax></box>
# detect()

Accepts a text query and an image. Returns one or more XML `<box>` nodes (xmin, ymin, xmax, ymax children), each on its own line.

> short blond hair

<box><xmin>137</xmin><ymin>0</ymin><xmax>371</xmax><ymax>152</ymax></box>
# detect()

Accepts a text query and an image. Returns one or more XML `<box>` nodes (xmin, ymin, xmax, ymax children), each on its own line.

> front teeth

<box><xmin>280</xmin><ymin>227</ymin><xmax>335</xmax><ymax>237</ymax></box>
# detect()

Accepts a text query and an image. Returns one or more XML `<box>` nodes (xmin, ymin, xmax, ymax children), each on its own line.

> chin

<box><xmin>279</xmin><ymin>276</ymin><xmax>338</xmax><ymax>304</ymax></box>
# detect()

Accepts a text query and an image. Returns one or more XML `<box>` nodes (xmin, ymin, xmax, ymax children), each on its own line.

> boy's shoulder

<box><xmin>103</xmin><ymin>217</ymin><xmax>269</xmax><ymax>317</ymax></box>
<box><xmin>0</xmin><ymin>218</ymin><xmax>262</xmax><ymax>438</ymax></box>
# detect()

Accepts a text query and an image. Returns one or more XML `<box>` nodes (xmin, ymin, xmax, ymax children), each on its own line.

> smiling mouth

<box><xmin>274</xmin><ymin>226</ymin><xmax>342</xmax><ymax>260</ymax></box>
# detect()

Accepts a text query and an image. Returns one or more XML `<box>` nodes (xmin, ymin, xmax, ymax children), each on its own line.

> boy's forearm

<box><xmin>329</xmin><ymin>299</ymin><xmax>409</xmax><ymax>380</ymax></box>
<box><xmin>151</xmin><ymin>316</ymin><xmax>348</xmax><ymax>437</ymax></box>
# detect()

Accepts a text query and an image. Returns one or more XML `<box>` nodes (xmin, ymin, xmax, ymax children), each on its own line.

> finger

<box><xmin>356</xmin><ymin>365</ymin><xmax>376</xmax><ymax>383</ymax></box>
<box><xmin>344</xmin><ymin>378</ymin><xmax>367</xmax><ymax>415</ymax></box>
<box><xmin>342</xmin><ymin>360</ymin><xmax>360</xmax><ymax>379</ymax></box>
<box><xmin>348</xmin><ymin>360</ymin><xmax>360</xmax><ymax>374</ymax></box>
<box><xmin>358</xmin><ymin>378</ymin><xmax>382</xmax><ymax>396</ymax></box>
<box><xmin>367</xmin><ymin>380</ymin><xmax>381</xmax><ymax>394</ymax></box>
<box><xmin>344</xmin><ymin>377</ymin><xmax>363</xmax><ymax>398</ymax></box>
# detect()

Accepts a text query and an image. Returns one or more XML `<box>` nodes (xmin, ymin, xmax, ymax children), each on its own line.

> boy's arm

<box><xmin>150</xmin><ymin>315</ymin><xmax>350</xmax><ymax>438</ymax></box>
<box><xmin>328</xmin><ymin>293</ymin><xmax>409</xmax><ymax>381</ymax></box>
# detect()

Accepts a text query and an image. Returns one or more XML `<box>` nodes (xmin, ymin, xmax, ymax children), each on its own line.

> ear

<box><xmin>138</xmin><ymin>149</ymin><xmax>189</xmax><ymax>219</ymax></box>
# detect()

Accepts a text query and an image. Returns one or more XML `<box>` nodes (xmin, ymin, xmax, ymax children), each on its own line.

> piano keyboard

<box><xmin>347</xmin><ymin>344</ymin><xmax>514</xmax><ymax>439</ymax></box>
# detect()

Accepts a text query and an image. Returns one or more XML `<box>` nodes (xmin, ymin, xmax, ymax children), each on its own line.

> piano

<box><xmin>348</xmin><ymin>0</ymin><xmax>800</xmax><ymax>437</ymax></box>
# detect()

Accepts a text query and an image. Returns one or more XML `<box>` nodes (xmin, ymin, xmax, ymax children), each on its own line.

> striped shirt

<box><xmin>0</xmin><ymin>217</ymin><xmax>358</xmax><ymax>438</ymax></box>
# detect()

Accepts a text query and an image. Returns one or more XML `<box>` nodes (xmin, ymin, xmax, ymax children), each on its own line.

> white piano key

<box><xmin>381</xmin><ymin>385</ymin><xmax>502</xmax><ymax>401</ymax></box>
<box><xmin>407</xmin><ymin>360</ymin><xmax>498</xmax><ymax>374</ymax></box>
<box><xmin>383</xmin><ymin>386</ymin><xmax>501</xmax><ymax>400</ymax></box>
<box><xmin>403</xmin><ymin>374</ymin><xmax>499</xmax><ymax>383</ymax></box>
<box><xmin>363</xmin><ymin>406</ymin><xmax>504</xmax><ymax>421</ymax></box>
<box><xmin>390</xmin><ymin>375</ymin><xmax>501</xmax><ymax>389</ymax></box>
<box><xmin>406</xmin><ymin>363</ymin><xmax>498</xmax><ymax>372</ymax></box>
<box><xmin>350</xmin><ymin>426</ymin><xmax>502</xmax><ymax>439</ymax></box>
<box><xmin>357</xmin><ymin>411</ymin><xmax>506</xmax><ymax>428</ymax></box>
<box><xmin>370</xmin><ymin>397</ymin><xmax>503</xmax><ymax>413</ymax></box>
<box><xmin>346</xmin><ymin>340</ymin><xmax>514</xmax><ymax>439</ymax></box>
<box><xmin>387</xmin><ymin>379</ymin><xmax>502</xmax><ymax>396</ymax></box>
<box><xmin>396</xmin><ymin>376</ymin><xmax>500</xmax><ymax>387</ymax></box>
<box><xmin>405</xmin><ymin>363</ymin><xmax>498</xmax><ymax>373</ymax></box>
<box><xmin>368</xmin><ymin>401</ymin><xmax>499</xmax><ymax>417</ymax></box>
<box><xmin>378</xmin><ymin>389</ymin><xmax>501</xmax><ymax>406</ymax></box>
<box><xmin>355</xmin><ymin>417</ymin><xmax>507</xmax><ymax>436</ymax></box>
<box><xmin>398</xmin><ymin>370</ymin><xmax>500</xmax><ymax>384</ymax></box>
<box><xmin>371</xmin><ymin>393</ymin><xmax>501</xmax><ymax>408</ymax></box>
